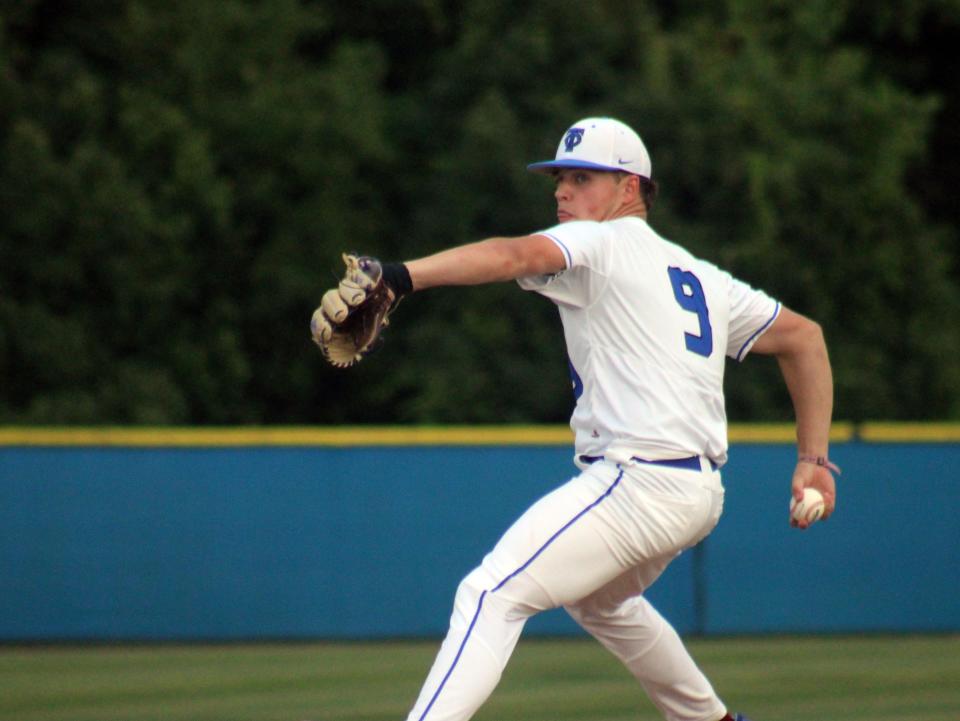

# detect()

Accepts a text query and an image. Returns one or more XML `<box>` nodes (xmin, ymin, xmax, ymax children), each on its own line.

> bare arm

<box><xmin>751</xmin><ymin>306</ymin><xmax>838</xmax><ymax>527</ymax></box>
<box><xmin>406</xmin><ymin>234</ymin><xmax>567</xmax><ymax>291</ymax></box>
<box><xmin>751</xmin><ymin>307</ymin><xmax>833</xmax><ymax>458</ymax></box>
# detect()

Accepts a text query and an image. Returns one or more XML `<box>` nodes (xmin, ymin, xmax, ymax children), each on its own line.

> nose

<box><xmin>554</xmin><ymin>179</ymin><xmax>572</xmax><ymax>201</ymax></box>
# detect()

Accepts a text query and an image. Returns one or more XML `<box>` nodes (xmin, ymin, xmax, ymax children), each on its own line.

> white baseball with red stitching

<box><xmin>790</xmin><ymin>487</ymin><xmax>825</xmax><ymax>524</ymax></box>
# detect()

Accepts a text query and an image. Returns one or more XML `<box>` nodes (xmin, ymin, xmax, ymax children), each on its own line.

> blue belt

<box><xmin>579</xmin><ymin>454</ymin><xmax>719</xmax><ymax>472</ymax></box>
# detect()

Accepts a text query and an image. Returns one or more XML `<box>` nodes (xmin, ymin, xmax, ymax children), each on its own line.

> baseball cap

<box><xmin>527</xmin><ymin>117</ymin><xmax>652</xmax><ymax>178</ymax></box>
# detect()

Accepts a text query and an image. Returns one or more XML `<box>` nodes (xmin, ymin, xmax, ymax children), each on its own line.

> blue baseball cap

<box><xmin>527</xmin><ymin>117</ymin><xmax>652</xmax><ymax>178</ymax></box>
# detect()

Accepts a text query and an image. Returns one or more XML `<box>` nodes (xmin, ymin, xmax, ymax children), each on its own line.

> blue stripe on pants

<box><xmin>417</xmin><ymin>468</ymin><xmax>625</xmax><ymax>721</ymax></box>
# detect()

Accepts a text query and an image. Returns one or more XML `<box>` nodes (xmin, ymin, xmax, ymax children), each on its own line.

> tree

<box><xmin>0</xmin><ymin>1</ymin><xmax>391</xmax><ymax>422</ymax></box>
<box><xmin>2</xmin><ymin>0</ymin><xmax>958</xmax><ymax>424</ymax></box>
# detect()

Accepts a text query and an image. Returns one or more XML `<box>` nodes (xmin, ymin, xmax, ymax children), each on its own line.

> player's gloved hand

<box><xmin>310</xmin><ymin>253</ymin><xmax>412</xmax><ymax>367</ymax></box>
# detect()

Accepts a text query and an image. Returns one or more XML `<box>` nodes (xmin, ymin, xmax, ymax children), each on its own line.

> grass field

<box><xmin>0</xmin><ymin>635</ymin><xmax>957</xmax><ymax>721</ymax></box>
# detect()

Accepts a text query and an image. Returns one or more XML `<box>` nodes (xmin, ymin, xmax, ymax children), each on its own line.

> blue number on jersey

<box><xmin>668</xmin><ymin>266</ymin><xmax>713</xmax><ymax>357</ymax></box>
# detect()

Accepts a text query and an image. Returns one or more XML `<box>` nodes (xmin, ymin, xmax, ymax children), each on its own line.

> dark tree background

<box><xmin>2</xmin><ymin>0</ymin><xmax>959</xmax><ymax>425</ymax></box>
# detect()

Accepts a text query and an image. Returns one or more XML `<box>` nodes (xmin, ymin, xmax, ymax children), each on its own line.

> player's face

<box><xmin>552</xmin><ymin>169</ymin><xmax>627</xmax><ymax>223</ymax></box>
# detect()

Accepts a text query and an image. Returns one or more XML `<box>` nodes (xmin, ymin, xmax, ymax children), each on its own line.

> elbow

<box><xmin>802</xmin><ymin>318</ymin><xmax>825</xmax><ymax>346</ymax></box>
<box><xmin>497</xmin><ymin>236</ymin><xmax>547</xmax><ymax>279</ymax></box>
<box><xmin>757</xmin><ymin>307</ymin><xmax>829</xmax><ymax>359</ymax></box>
<box><xmin>493</xmin><ymin>244</ymin><xmax>527</xmax><ymax>280</ymax></box>
<box><xmin>782</xmin><ymin>316</ymin><xmax>828</xmax><ymax>360</ymax></box>
<box><xmin>505</xmin><ymin>234</ymin><xmax>565</xmax><ymax>278</ymax></box>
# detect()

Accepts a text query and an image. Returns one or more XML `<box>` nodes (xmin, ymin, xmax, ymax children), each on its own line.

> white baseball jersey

<box><xmin>518</xmin><ymin>217</ymin><xmax>780</xmax><ymax>467</ymax></box>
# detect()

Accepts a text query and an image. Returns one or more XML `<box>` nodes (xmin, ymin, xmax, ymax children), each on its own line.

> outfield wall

<box><xmin>1</xmin><ymin>425</ymin><xmax>958</xmax><ymax>641</ymax></box>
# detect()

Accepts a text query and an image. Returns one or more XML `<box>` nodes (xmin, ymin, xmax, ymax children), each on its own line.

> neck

<box><xmin>606</xmin><ymin>200</ymin><xmax>647</xmax><ymax>221</ymax></box>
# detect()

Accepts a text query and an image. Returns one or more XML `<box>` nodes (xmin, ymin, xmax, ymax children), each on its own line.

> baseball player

<box><xmin>313</xmin><ymin>117</ymin><xmax>838</xmax><ymax>721</ymax></box>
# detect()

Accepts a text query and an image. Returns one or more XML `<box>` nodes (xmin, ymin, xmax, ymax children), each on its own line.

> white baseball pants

<box><xmin>405</xmin><ymin>457</ymin><xmax>728</xmax><ymax>721</ymax></box>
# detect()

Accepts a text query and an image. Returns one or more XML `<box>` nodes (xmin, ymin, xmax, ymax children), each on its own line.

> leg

<box><xmin>403</xmin><ymin>562</ymin><xmax>528</xmax><ymax>721</ymax></box>
<box><xmin>564</xmin><ymin>465</ymin><xmax>728</xmax><ymax>721</ymax></box>
<box><xmin>565</xmin><ymin>562</ymin><xmax>726</xmax><ymax>721</ymax></box>
<box><xmin>406</xmin><ymin>463</ymin><xmax>637</xmax><ymax>721</ymax></box>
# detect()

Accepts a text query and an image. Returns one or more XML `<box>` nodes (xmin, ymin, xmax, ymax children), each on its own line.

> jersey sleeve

<box><xmin>516</xmin><ymin>221</ymin><xmax>609</xmax><ymax>307</ymax></box>
<box><xmin>724</xmin><ymin>272</ymin><xmax>781</xmax><ymax>361</ymax></box>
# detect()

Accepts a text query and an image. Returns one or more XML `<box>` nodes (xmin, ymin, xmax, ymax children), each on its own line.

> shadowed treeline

<box><xmin>2</xmin><ymin>1</ymin><xmax>959</xmax><ymax>424</ymax></box>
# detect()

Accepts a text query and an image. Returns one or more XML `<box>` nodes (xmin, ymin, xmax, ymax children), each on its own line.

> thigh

<box><xmin>482</xmin><ymin>467</ymin><xmax>626</xmax><ymax>611</ymax></box>
<box><xmin>546</xmin><ymin>462</ymin><xmax>722</xmax><ymax>606</ymax></box>
<box><xmin>480</xmin><ymin>463</ymin><xmax>646</xmax><ymax>611</ymax></box>
<box><xmin>610</xmin><ymin>464</ymin><xmax>723</xmax><ymax>566</ymax></box>
<box><xmin>568</xmin><ymin>555</ymin><xmax>674</xmax><ymax>618</ymax></box>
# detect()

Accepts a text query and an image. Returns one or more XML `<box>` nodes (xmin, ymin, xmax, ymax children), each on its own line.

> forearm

<box><xmin>752</xmin><ymin>310</ymin><xmax>838</xmax><ymax>517</ymax></box>
<box><xmin>407</xmin><ymin>238</ymin><xmax>515</xmax><ymax>290</ymax></box>
<box><xmin>751</xmin><ymin>308</ymin><xmax>835</xmax><ymax>458</ymax></box>
<box><xmin>777</xmin><ymin>324</ymin><xmax>834</xmax><ymax>457</ymax></box>
<box><xmin>406</xmin><ymin>234</ymin><xmax>565</xmax><ymax>291</ymax></box>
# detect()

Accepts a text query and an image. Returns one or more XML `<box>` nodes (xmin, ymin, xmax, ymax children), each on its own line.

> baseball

<box><xmin>790</xmin><ymin>487</ymin><xmax>825</xmax><ymax>525</ymax></box>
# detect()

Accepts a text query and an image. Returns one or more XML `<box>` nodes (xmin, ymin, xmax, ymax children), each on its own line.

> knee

<box><xmin>449</xmin><ymin>566</ymin><xmax>494</xmax><ymax>627</ymax></box>
<box><xmin>452</xmin><ymin>565</ymin><xmax>545</xmax><ymax>625</ymax></box>
<box><xmin>454</xmin><ymin>567</ymin><xmax>487</xmax><ymax>604</ymax></box>
<box><xmin>568</xmin><ymin>592</ymin><xmax>662</xmax><ymax>629</ymax></box>
<box><xmin>566</xmin><ymin>595</ymin><xmax>613</xmax><ymax>627</ymax></box>
<box><xmin>566</xmin><ymin>586</ymin><xmax>627</xmax><ymax>623</ymax></box>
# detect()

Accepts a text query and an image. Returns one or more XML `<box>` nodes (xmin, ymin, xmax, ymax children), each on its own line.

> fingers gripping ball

<box><xmin>310</xmin><ymin>253</ymin><xmax>400</xmax><ymax>368</ymax></box>
<box><xmin>790</xmin><ymin>488</ymin><xmax>825</xmax><ymax>525</ymax></box>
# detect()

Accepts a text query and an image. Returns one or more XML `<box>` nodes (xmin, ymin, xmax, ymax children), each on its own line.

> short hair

<box><xmin>639</xmin><ymin>177</ymin><xmax>658</xmax><ymax>211</ymax></box>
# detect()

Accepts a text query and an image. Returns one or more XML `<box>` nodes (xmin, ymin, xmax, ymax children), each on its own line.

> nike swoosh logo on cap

<box><xmin>617</xmin><ymin>158</ymin><xmax>632</xmax><ymax>165</ymax></box>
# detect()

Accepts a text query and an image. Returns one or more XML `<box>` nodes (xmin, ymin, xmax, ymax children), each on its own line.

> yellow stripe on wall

<box><xmin>0</xmin><ymin>426</ymin><xmax>574</xmax><ymax>447</ymax></box>
<box><xmin>726</xmin><ymin>423</ymin><xmax>855</xmax><ymax>443</ymax></box>
<box><xmin>0</xmin><ymin>420</ymin><xmax>924</xmax><ymax>448</ymax></box>
<box><xmin>858</xmin><ymin>423</ymin><xmax>960</xmax><ymax>442</ymax></box>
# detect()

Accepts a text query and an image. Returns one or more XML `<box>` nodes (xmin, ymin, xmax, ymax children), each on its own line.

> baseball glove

<box><xmin>310</xmin><ymin>254</ymin><xmax>400</xmax><ymax>367</ymax></box>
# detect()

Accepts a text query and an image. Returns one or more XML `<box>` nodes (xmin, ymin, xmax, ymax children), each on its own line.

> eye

<box><xmin>553</xmin><ymin>170</ymin><xmax>589</xmax><ymax>187</ymax></box>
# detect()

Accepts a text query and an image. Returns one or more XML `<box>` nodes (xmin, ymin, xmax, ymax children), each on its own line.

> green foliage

<box><xmin>1</xmin><ymin>0</ymin><xmax>958</xmax><ymax>423</ymax></box>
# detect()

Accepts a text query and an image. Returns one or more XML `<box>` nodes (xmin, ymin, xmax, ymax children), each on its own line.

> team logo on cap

<box><xmin>563</xmin><ymin>128</ymin><xmax>585</xmax><ymax>152</ymax></box>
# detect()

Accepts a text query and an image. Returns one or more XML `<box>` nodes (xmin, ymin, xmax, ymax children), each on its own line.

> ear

<box><xmin>620</xmin><ymin>173</ymin><xmax>641</xmax><ymax>201</ymax></box>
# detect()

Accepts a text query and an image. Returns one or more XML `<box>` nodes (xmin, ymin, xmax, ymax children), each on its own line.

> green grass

<box><xmin>0</xmin><ymin>635</ymin><xmax>957</xmax><ymax>721</ymax></box>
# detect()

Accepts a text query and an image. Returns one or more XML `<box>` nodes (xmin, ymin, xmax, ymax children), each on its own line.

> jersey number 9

<box><xmin>668</xmin><ymin>267</ymin><xmax>713</xmax><ymax>358</ymax></box>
